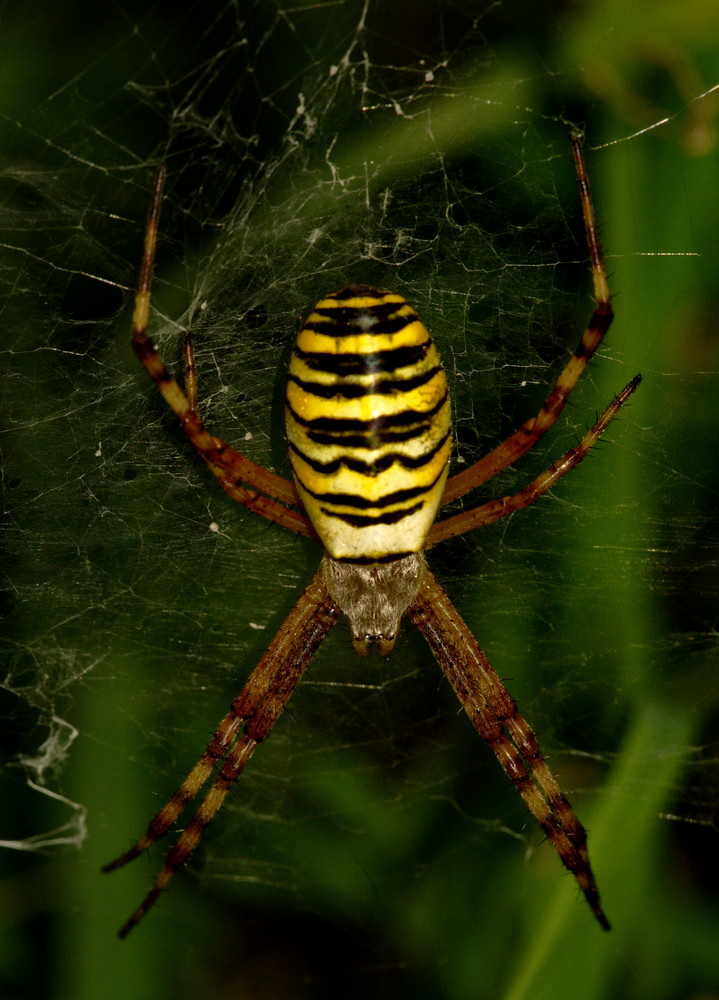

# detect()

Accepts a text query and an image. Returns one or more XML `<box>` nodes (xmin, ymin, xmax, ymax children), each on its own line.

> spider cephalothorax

<box><xmin>322</xmin><ymin>551</ymin><xmax>427</xmax><ymax>655</ymax></box>
<box><xmin>104</xmin><ymin>133</ymin><xmax>640</xmax><ymax>936</ymax></box>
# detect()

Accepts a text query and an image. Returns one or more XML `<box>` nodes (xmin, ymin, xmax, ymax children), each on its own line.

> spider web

<box><xmin>2</xmin><ymin>1</ymin><xmax>719</xmax><ymax>997</ymax></box>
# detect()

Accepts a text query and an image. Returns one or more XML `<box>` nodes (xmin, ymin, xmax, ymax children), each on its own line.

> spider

<box><xmin>104</xmin><ymin>131</ymin><xmax>640</xmax><ymax>937</ymax></box>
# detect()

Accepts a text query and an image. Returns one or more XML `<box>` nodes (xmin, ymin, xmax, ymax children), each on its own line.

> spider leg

<box><xmin>131</xmin><ymin>167</ymin><xmax>312</xmax><ymax>538</ymax></box>
<box><xmin>103</xmin><ymin>570</ymin><xmax>340</xmax><ymax>937</ymax></box>
<box><xmin>409</xmin><ymin>568</ymin><xmax>611</xmax><ymax>931</ymax></box>
<box><xmin>428</xmin><ymin>372</ymin><xmax>640</xmax><ymax>546</ymax></box>
<box><xmin>442</xmin><ymin>131</ymin><xmax>614</xmax><ymax>507</ymax></box>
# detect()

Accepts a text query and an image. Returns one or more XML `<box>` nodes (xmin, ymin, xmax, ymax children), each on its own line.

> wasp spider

<box><xmin>104</xmin><ymin>133</ymin><xmax>640</xmax><ymax>936</ymax></box>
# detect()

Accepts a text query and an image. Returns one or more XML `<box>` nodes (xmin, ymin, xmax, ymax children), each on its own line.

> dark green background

<box><xmin>2</xmin><ymin>2</ymin><xmax>718</xmax><ymax>998</ymax></box>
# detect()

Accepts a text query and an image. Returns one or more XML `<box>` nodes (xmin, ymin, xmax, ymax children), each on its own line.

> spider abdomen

<box><xmin>285</xmin><ymin>285</ymin><xmax>452</xmax><ymax>562</ymax></box>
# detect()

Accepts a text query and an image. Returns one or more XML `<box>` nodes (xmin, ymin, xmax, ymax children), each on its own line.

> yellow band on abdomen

<box><xmin>285</xmin><ymin>285</ymin><xmax>451</xmax><ymax>562</ymax></box>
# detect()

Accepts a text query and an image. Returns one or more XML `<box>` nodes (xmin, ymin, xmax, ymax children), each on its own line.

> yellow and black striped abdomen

<box><xmin>285</xmin><ymin>286</ymin><xmax>451</xmax><ymax>562</ymax></box>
